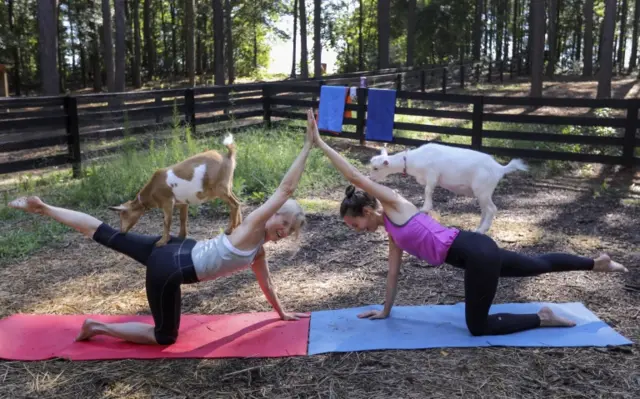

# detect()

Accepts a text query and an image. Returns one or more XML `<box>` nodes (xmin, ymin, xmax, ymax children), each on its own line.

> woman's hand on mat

<box><xmin>281</xmin><ymin>312</ymin><xmax>310</xmax><ymax>321</ymax></box>
<box><xmin>357</xmin><ymin>309</ymin><xmax>389</xmax><ymax>320</ymax></box>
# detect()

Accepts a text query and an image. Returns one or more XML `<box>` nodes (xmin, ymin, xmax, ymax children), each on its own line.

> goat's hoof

<box><xmin>155</xmin><ymin>238</ymin><xmax>169</xmax><ymax>247</ymax></box>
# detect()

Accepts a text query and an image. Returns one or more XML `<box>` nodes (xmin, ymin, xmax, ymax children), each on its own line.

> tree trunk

<box><xmin>597</xmin><ymin>0</ymin><xmax>617</xmax><ymax>98</ymax></box>
<box><xmin>224</xmin><ymin>0</ymin><xmax>234</xmax><ymax>84</ymax></box>
<box><xmin>576</xmin><ymin>2</ymin><xmax>583</xmax><ymax>61</ymax></box>
<box><xmin>496</xmin><ymin>0</ymin><xmax>504</xmax><ymax>62</ymax></box>
<box><xmin>503</xmin><ymin>0</ymin><xmax>509</xmax><ymax>62</ymax></box>
<box><xmin>483</xmin><ymin>0</ymin><xmax>489</xmax><ymax>57</ymax></box>
<box><xmin>57</xmin><ymin>2</ymin><xmax>66</xmax><ymax>93</ymax></box>
<box><xmin>291</xmin><ymin>0</ymin><xmax>298</xmax><ymax>77</ymax></box>
<box><xmin>169</xmin><ymin>1</ymin><xmax>177</xmax><ymax>75</ymax></box>
<box><xmin>299</xmin><ymin>0</ymin><xmax>309</xmax><ymax>78</ymax></box>
<box><xmin>545</xmin><ymin>0</ymin><xmax>558</xmax><ymax>77</ymax></box>
<box><xmin>630</xmin><ymin>0</ymin><xmax>640</xmax><ymax>71</ymax></box>
<box><xmin>512</xmin><ymin>0</ymin><xmax>518</xmax><ymax>59</ymax></box>
<box><xmin>38</xmin><ymin>0</ymin><xmax>60</xmax><ymax>95</ymax></box>
<box><xmin>407</xmin><ymin>0</ymin><xmax>416</xmax><ymax>65</ymax></box>
<box><xmin>358</xmin><ymin>0</ymin><xmax>364</xmax><ymax>69</ymax></box>
<box><xmin>377</xmin><ymin>0</ymin><xmax>390</xmax><ymax>69</ymax></box>
<box><xmin>617</xmin><ymin>0</ymin><xmax>628</xmax><ymax>72</ymax></box>
<box><xmin>473</xmin><ymin>0</ymin><xmax>483</xmax><ymax>60</ymax></box>
<box><xmin>115</xmin><ymin>0</ymin><xmax>126</xmax><ymax>92</ymax></box>
<box><xmin>101</xmin><ymin>0</ymin><xmax>115</xmax><ymax>91</ymax></box>
<box><xmin>8</xmin><ymin>0</ymin><xmax>21</xmax><ymax>95</ymax></box>
<box><xmin>132</xmin><ymin>0</ymin><xmax>142</xmax><ymax>87</ymax></box>
<box><xmin>143</xmin><ymin>0</ymin><xmax>153</xmax><ymax>79</ymax></box>
<box><xmin>212</xmin><ymin>0</ymin><xmax>224</xmax><ymax>85</ymax></box>
<box><xmin>583</xmin><ymin>0</ymin><xmax>594</xmax><ymax>76</ymax></box>
<box><xmin>530</xmin><ymin>0</ymin><xmax>545</xmax><ymax>97</ymax></box>
<box><xmin>197</xmin><ymin>14</ymin><xmax>203</xmax><ymax>76</ymax></box>
<box><xmin>313</xmin><ymin>0</ymin><xmax>322</xmax><ymax>77</ymax></box>
<box><xmin>186</xmin><ymin>0</ymin><xmax>195</xmax><ymax>86</ymax></box>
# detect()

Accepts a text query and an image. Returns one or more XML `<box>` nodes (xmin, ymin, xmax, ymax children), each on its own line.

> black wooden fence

<box><xmin>2</xmin><ymin>57</ymin><xmax>637</xmax><ymax>178</ymax></box>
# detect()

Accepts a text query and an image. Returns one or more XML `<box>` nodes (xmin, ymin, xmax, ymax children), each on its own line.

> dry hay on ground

<box><xmin>0</xmin><ymin>144</ymin><xmax>638</xmax><ymax>399</ymax></box>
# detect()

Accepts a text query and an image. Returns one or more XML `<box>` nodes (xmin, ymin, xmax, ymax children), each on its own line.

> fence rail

<box><xmin>1</xmin><ymin>58</ymin><xmax>637</xmax><ymax>177</ymax></box>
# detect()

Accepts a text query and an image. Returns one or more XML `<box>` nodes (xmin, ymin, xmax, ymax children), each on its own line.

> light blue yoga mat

<box><xmin>307</xmin><ymin>302</ymin><xmax>632</xmax><ymax>355</ymax></box>
<box><xmin>317</xmin><ymin>85</ymin><xmax>347</xmax><ymax>134</ymax></box>
<box><xmin>365</xmin><ymin>88</ymin><xmax>397</xmax><ymax>142</ymax></box>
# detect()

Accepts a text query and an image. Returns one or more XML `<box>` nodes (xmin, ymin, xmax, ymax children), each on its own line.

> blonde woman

<box><xmin>8</xmin><ymin>109</ymin><xmax>318</xmax><ymax>346</ymax></box>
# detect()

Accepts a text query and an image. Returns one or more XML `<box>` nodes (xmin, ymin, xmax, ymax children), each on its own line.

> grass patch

<box><xmin>0</xmin><ymin>123</ymin><xmax>344</xmax><ymax>264</ymax></box>
<box><xmin>298</xmin><ymin>198</ymin><xmax>340</xmax><ymax>213</ymax></box>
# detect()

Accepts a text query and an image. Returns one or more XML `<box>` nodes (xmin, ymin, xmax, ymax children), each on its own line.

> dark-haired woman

<box><xmin>309</xmin><ymin>124</ymin><xmax>627</xmax><ymax>336</ymax></box>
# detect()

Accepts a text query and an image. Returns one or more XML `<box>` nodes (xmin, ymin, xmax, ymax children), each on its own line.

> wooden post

<box><xmin>64</xmin><ymin>96</ymin><xmax>82</xmax><ymax>178</ymax></box>
<box><xmin>0</xmin><ymin>65</ymin><xmax>8</xmax><ymax>97</ymax></box>
<box><xmin>184</xmin><ymin>88</ymin><xmax>196</xmax><ymax>135</ymax></box>
<box><xmin>471</xmin><ymin>96</ymin><xmax>484</xmax><ymax>150</ymax></box>
<box><xmin>622</xmin><ymin>102</ymin><xmax>639</xmax><ymax>168</ymax></box>
<box><xmin>460</xmin><ymin>65</ymin><xmax>465</xmax><ymax>88</ymax></box>
<box><xmin>155</xmin><ymin>95</ymin><xmax>162</xmax><ymax>123</ymax></box>
<box><xmin>475</xmin><ymin>64</ymin><xmax>481</xmax><ymax>85</ymax></box>
<box><xmin>420</xmin><ymin>70</ymin><xmax>426</xmax><ymax>92</ymax></box>
<box><xmin>488</xmin><ymin>62</ymin><xmax>492</xmax><ymax>83</ymax></box>
<box><xmin>499</xmin><ymin>60</ymin><xmax>504</xmax><ymax>82</ymax></box>
<box><xmin>356</xmin><ymin>87</ymin><xmax>368</xmax><ymax>145</ymax></box>
<box><xmin>262</xmin><ymin>85</ymin><xmax>272</xmax><ymax>129</ymax></box>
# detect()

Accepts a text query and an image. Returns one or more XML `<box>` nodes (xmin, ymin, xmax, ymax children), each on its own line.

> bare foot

<box><xmin>538</xmin><ymin>307</ymin><xmax>576</xmax><ymax>328</ymax></box>
<box><xmin>75</xmin><ymin>319</ymin><xmax>102</xmax><ymax>341</ymax></box>
<box><xmin>593</xmin><ymin>254</ymin><xmax>628</xmax><ymax>273</ymax></box>
<box><xmin>8</xmin><ymin>196</ymin><xmax>46</xmax><ymax>214</ymax></box>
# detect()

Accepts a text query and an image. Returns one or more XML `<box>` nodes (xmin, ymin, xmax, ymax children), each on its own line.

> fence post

<box><xmin>499</xmin><ymin>60</ymin><xmax>504</xmax><ymax>82</ymax></box>
<box><xmin>475</xmin><ymin>64</ymin><xmax>481</xmax><ymax>85</ymax></box>
<box><xmin>356</xmin><ymin>87</ymin><xmax>368</xmax><ymax>145</ymax></box>
<box><xmin>64</xmin><ymin>96</ymin><xmax>82</xmax><ymax>178</ymax></box>
<box><xmin>262</xmin><ymin>85</ymin><xmax>272</xmax><ymax>129</ymax></box>
<box><xmin>442</xmin><ymin>67</ymin><xmax>447</xmax><ymax>94</ymax></box>
<box><xmin>471</xmin><ymin>96</ymin><xmax>484</xmax><ymax>151</ymax></box>
<box><xmin>184</xmin><ymin>88</ymin><xmax>196</xmax><ymax>135</ymax></box>
<box><xmin>460</xmin><ymin>65</ymin><xmax>465</xmax><ymax>89</ymax></box>
<box><xmin>420</xmin><ymin>70</ymin><xmax>426</xmax><ymax>92</ymax></box>
<box><xmin>395</xmin><ymin>73</ymin><xmax>403</xmax><ymax>91</ymax></box>
<box><xmin>155</xmin><ymin>95</ymin><xmax>162</xmax><ymax>123</ymax></box>
<box><xmin>622</xmin><ymin>102</ymin><xmax>639</xmax><ymax>168</ymax></box>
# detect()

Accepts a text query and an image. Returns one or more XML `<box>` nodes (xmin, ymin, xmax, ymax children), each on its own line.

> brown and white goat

<box><xmin>108</xmin><ymin>134</ymin><xmax>242</xmax><ymax>246</ymax></box>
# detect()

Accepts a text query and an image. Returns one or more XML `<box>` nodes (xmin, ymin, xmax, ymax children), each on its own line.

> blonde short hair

<box><xmin>276</xmin><ymin>199</ymin><xmax>306</xmax><ymax>241</ymax></box>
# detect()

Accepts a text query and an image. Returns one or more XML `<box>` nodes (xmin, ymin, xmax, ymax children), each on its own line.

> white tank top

<box><xmin>190</xmin><ymin>234</ymin><xmax>264</xmax><ymax>282</ymax></box>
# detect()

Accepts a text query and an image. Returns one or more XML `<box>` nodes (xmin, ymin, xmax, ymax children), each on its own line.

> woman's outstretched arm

<box><xmin>243</xmin><ymin>109</ymin><xmax>315</xmax><ymax>228</ymax></box>
<box><xmin>311</xmin><ymin>124</ymin><xmax>402</xmax><ymax>208</ymax></box>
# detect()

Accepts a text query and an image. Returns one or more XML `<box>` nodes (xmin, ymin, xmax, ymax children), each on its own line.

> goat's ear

<box><xmin>108</xmin><ymin>205</ymin><xmax>127</xmax><ymax>212</ymax></box>
<box><xmin>383</xmin><ymin>160</ymin><xmax>389</xmax><ymax>166</ymax></box>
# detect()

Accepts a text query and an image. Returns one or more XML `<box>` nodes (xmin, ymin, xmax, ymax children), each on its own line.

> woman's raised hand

<box><xmin>305</xmin><ymin>108</ymin><xmax>321</xmax><ymax>146</ymax></box>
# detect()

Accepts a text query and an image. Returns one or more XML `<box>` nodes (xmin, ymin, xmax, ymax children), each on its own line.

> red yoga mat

<box><xmin>0</xmin><ymin>312</ymin><xmax>310</xmax><ymax>361</ymax></box>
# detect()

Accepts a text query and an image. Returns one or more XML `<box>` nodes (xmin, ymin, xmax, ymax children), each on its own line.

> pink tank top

<box><xmin>383</xmin><ymin>212</ymin><xmax>460</xmax><ymax>266</ymax></box>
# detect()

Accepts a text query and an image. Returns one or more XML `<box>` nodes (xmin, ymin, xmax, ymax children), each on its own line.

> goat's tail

<box><xmin>223</xmin><ymin>133</ymin><xmax>236</xmax><ymax>158</ymax></box>
<box><xmin>502</xmin><ymin>158</ymin><xmax>528</xmax><ymax>175</ymax></box>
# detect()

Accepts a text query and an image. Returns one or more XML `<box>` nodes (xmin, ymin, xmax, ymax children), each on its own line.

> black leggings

<box><xmin>92</xmin><ymin>223</ymin><xmax>199</xmax><ymax>345</ymax></box>
<box><xmin>444</xmin><ymin>230</ymin><xmax>594</xmax><ymax>336</ymax></box>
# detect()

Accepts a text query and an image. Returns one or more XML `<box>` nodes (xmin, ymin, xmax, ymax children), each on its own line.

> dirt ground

<box><xmin>1</xmin><ymin>141</ymin><xmax>638</xmax><ymax>399</ymax></box>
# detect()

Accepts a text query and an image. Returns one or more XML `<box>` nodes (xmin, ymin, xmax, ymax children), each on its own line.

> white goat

<box><xmin>369</xmin><ymin>143</ymin><xmax>528</xmax><ymax>234</ymax></box>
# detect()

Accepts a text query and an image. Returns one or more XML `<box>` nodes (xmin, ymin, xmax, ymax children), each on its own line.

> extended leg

<box><xmin>9</xmin><ymin>196</ymin><xmax>101</xmax><ymax>238</ymax></box>
<box><xmin>499</xmin><ymin>250</ymin><xmax>628</xmax><ymax>277</ymax></box>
